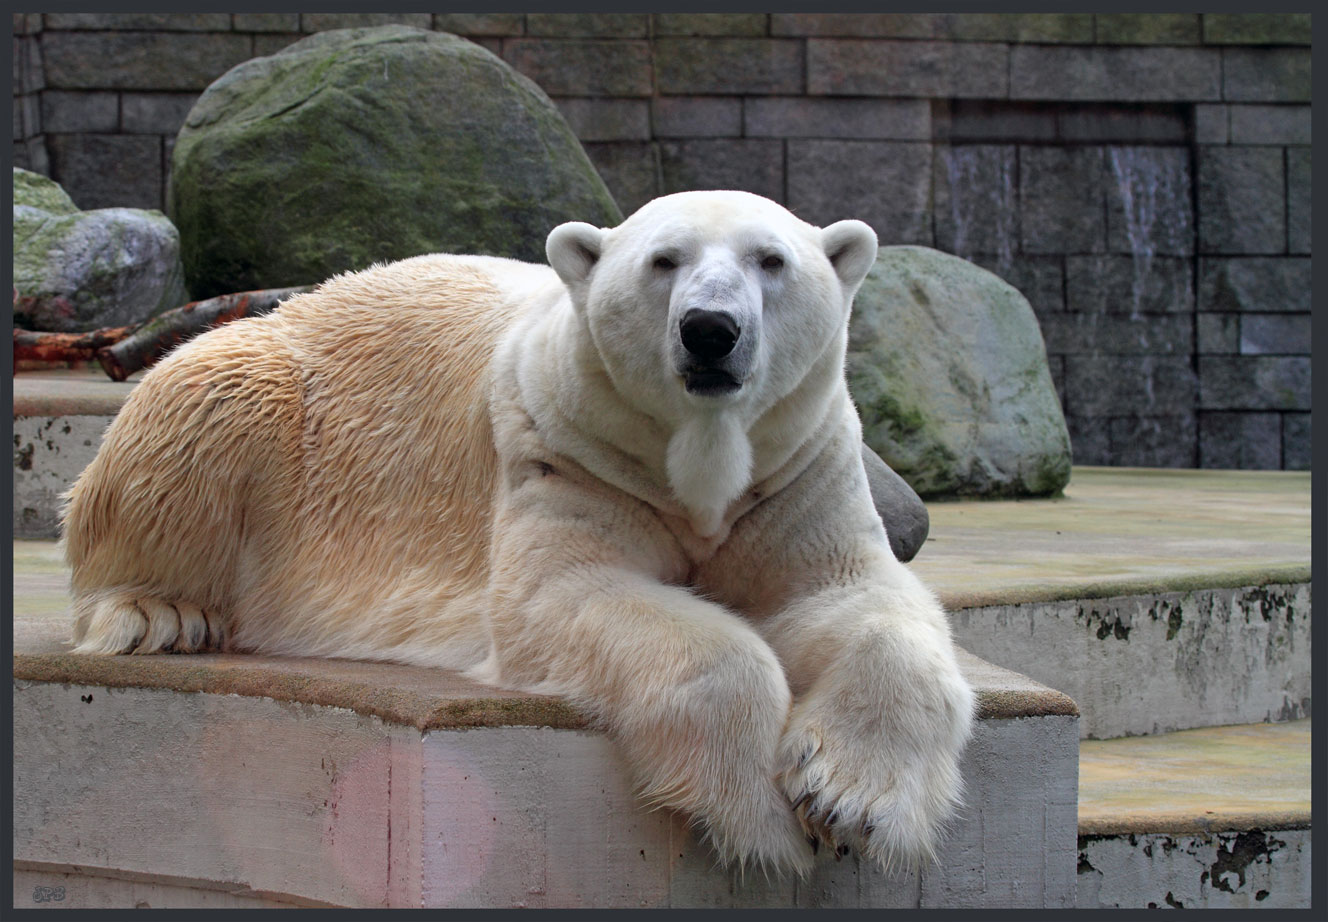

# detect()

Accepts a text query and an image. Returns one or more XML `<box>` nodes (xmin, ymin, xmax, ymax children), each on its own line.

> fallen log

<box><xmin>14</xmin><ymin>326</ymin><xmax>134</xmax><ymax>366</ymax></box>
<box><xmin>96</xmin><ymin>286</ymin><xmax>311</xmax><ymax>382</ymax></box>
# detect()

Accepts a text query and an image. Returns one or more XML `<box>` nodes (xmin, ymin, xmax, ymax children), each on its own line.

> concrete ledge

<box><xmin>13</xmin><ymin>662</ymin><xmax>1080</xmax><ymax>908</ymax></box>
<box><xmin>11</xmin><ymin>649</ymin><xmax>1076</xmax><ymax>731</ymax></box>
<box><xmin>952</xmin><ymin>583</ymin><xmax>1311</xmax><ymax>738</ymax></box>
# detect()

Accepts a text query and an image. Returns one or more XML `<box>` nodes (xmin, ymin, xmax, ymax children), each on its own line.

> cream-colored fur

<box><xmin>64</xmin><ymin>191</ymin><xmax>975</xmax><ymax>877</ymax></box>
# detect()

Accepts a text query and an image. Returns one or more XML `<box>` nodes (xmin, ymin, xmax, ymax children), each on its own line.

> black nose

<box><xmin>680</xmin><ymin>309</ymin><xmax>740</xmax><ymax>361</ymax></box>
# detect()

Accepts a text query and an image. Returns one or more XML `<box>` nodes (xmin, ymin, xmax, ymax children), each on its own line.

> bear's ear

<box><xmin>547</xmin><ymin>222</ymin><xmax>604</xmax><ymax>296</ymax></box>
<box><xmin>821</xmin><ymin>220</ymin><xmax>879</xmax><ymax>292</ymax></box>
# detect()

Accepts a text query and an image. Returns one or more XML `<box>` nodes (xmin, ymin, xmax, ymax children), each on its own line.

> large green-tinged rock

<box><xmin>13</xmin><ymin>168</ymin><xmax>189</xmax><ymax>332</ymax></box>
<box><xmin>170</xmin><ymin>26</ymin><xmax>622</xmax><ymax>299</ymax></box>
<box><xmin>847</xmin><ymin>246</ymin><xmax>1072</xmax><ymax>498</ymax></box>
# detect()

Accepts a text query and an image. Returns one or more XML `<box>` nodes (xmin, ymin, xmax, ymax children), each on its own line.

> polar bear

<box><xmin>63</xmin><ymin>190</ymin><xmax>975</xmax><ymax>876</ymax></box>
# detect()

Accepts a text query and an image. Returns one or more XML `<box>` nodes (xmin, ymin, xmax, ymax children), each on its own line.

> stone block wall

<box><xmin>12</xmin><ymin>13</ymin><xmax>1312</xmax><ymax>470</ymax></box>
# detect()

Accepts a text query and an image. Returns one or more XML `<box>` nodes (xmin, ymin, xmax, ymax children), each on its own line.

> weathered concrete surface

<box><xmin>13</xmin><ymin>369</ymin><xmax>138</xmax><ymax>538</ymax></box>
<box><xmin>1078</xmin><ymin>721</ymin><xmax>1311</xmax><ymax>836</ymax></box>
<box><xmin>1077</xmin><ymin>829</ymin><xmax>1310</xmax><ymax>909</ymax></box>
<box><xmin>13</xmin><ymin>415</ymin><xmax>111</xmax><ymax>538</ymax></box>
<box><xmin>1074</xmin><ymin>721</ymin><xmax>1313</xmax><ymax>909</ymax></box>
<box><xmin>12</xmin><ymin>669</ymin><xmax>1079</xmax><ymax>908</ymax></box>
<box><xmin>950</xmin><ymin>584</ymin><xmax>1311</xmax><ymax>738</ymax></box>
<box><xmin>909</xmin><ymin>466</ymin><xmax>1311</xmax><ymax>609</ymax></box>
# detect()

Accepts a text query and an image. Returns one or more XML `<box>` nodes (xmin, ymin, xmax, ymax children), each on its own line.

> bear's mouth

<box><xmin>683</xmin><ymin>368</ymin><xmax>742</xmax><ymax>396</ymax></box>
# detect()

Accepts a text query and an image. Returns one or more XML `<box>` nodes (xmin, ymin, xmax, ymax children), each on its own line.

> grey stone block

<box><xmin>121</xmin><ymin>93</ymin><xmax>199</xmax><ymax>134</ymax></box>
<box><xmin>1229</xmin><ymin>105</ymin><xmax>1311</xmax><ymax>145</ymax></box>
<box><xmin>1066</xmin><ymin>415</ymin><xmax>1112</xmax><ymax>465</ymax></box>
<box><xmin>1010</xmin><ymin>46</ymin><xmax>1221</xmax><ymax>102</ymax></box>
<box><xmin>1104</xmin><ymin>147</ymin><xmax>1194</xmax><ymax>257</ymax></box>
<box><xmin>1287</xmin><ymin>148</ymin><xmax>1310</xmax><ymax>255</ymax></box>
<box><xmin>1192</xmin><ymin>104</ymin><xmax>1228</xmax><ymax>143</ymax></box>
<box><xmin>581</xmin><ymin>142</ymin><xmax>658</xmax><ymax>216</ymax></box>
<box><xmin>38</xmin><ymin>91</ymin><xmax>117</xmax><ymax>133</ymax></box>
<box><xmin>1198</xmin><ymin>356</ymin><xmax>1310</xmax><ymax>411</ymax></box>
<box><xmin>1202</xmin><ymin>13</ymin><xmax>1311</xmax><ymax>45</ymax></box>
<box><xmin>42</xmin><ymin>31</ymin><xmax>253</xmax><ymax>91</ymax></box>
<box><xmin>1197</xmin><ymin>147</ymin><xmax>1285</xmax><ymax>255</ymax></box>
<box><xmin>941</xmin><ymin>13</ymin><xmax>1093</xmax><ymax>43</ymax></box>
<box><xmin>526</xmin><ymin>14</ymin><xmax>648</xmax><ymax>38</ymax></box>
<box><xmin>47</xmin><ymin>133</ymin><xmax>163</xmax><ymax>210</ymax></box>
<box><xmin>503</xmin><ymin>40</ymin><xmax>653</xmax><ymax>97</ymax></box>
<box><xmin>1222</xmin><ymin>48</ymin><xmax>1311</xmax><ymax>103</ymax></box>
<box><xmin>935</xmin><ymin>100</ymin><xmax>1057</xmax><ymax>143</ymax></box>
<box><xmin>16</xmin><ymin>34</ymin><xmax>44</xmax><ymax>93</ymax></box>
<box><xmin>655</xmin><ymin>14</ymin><xmax>768</xmax><ymax>36</ymax></box>
<box><xmin>656</xmin><ymin>39</ymin><xmax>803</xmax><ymax>95</ymax></box>
<box><xmin>772</xmin><ymin>14</ymin><xmax>941</xmax><ymax>37</ymax></box>
<box><xmin>252</xmin><ymin>34</ymin><xmax>304</xmax><ymax>58</ymax></box>
<box><xmin>1199</xmin><ymin>257</ymin><xmax>1311</xmax><ymax>314</ymax></box>
<box><xmin>233</xmin><ymin>14</ymin><xmax>300</xmax><ymax>33</ymax></box>
<box><xmin>786</xmin><ymin>140</ymin><xmax>933</xmax><ymax>245</ymax></box>
<box><xmin>580</xmin><ymin>143</ymin><xmax>659</xmax><ymax>216</ymax></box>
<box><xmin>1196</xmin><ymin>313</ymin><xmax>1239</xmax><ymax>354</ymax></box>
<box><xmin>554</xmin><ymin>98</ymin><xmax>650</xmax><ymax>142</ymax></box>
<box><xmin>1109</xmin><ymin>415</ymin><xmax>1198</xmax><ymax>467</ymax></box>
<box><xmin>1057</xmin><ymin>106</ymin><xmax>1188</xmax><ymax>144</ymax></box>
<box><xmin>14</xmin><ymin>137</ymin><xmax>49</xmax><ymax>174</ymax></box>
<box><xmin>1198</xmin><ymin>411</ymin><xmax>1282</xmax><ymax>469</ymax></box>
<box><xmin>1040</xmin><ymin>313</ymin><xmax>1193</xmax><ymax>356</ymax></box>
<box><xmin>12</xmin><ymin>99</ymin><xmax>23</xmax><ymax>142</ymax></box>
<box><xmin>299</xmin><ymin>14</ymin><xmax>431</xmax><ymax>32</ymax></box>
<box><xmin>745</xmin><ymin>97</ymin><xmax>930</xmax><ymax>140</ymax></box>
<box><xmin>18</xmin><ymin>91</ymin><xmax>40</xmax><ymax>139</ymax></box>
<box><xmin>1019</xmin><ymin>146</ymin><xmax>1107</xmax><ymax>255</ymax></box>
<box><xmin>934</xmin><ymin>145</ymin><xmax>1018</xmax><ymax>259</ymax></box>
<box><xmin>1064</xmin><ymin>355</ymin><xmax>1198</xmax><ymax>418</ymax></box>
<box><xmin>808</xmin><ymin>39</ymin><xmax>1008</xmax><ymax>98</ymax></box>
<box><xmin>651</xmin><ymin>97</ymin><xmax>741</xmax><ymax>138</ymax></box>
<box><xmin>1065</xmin><ymin>256</ymin><xmax>1194</xmax><ymax>316</ymax></box>
<box><xmin>43</xmin><ymin>13</ymin><xmax>231</xmax><ymax>31</ymax></box>
<box><xmin>1240</xmin><ymin>314</ymin><xmax>1311</xmax><ymax>356</ymax></box>
<box><xmin>968</xmin><ymin>255</ymin><xmax>1065</xmax><ymax>319</ymax></box>
<box><xmin>1093</xmin><ymin>14</ymin><xmax>1201</xmax><ymax>45</ymax></box>
<box><xmin>659</xmin><ymin>138</ymin><xmax>783</xmax><ymax>203</ymax></box>
<box><xmin>1282</xmin><ymin>412</ymin><xmax>1310</xmax><ymax>470</ymax></box>
<box><xmin>432</xmin><ymin>14</ymin><xmax>525</xmax><ymax>37</ymax></box>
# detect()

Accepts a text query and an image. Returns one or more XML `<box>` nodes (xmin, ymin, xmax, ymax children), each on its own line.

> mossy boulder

<box><xmin>170</xmin><ymin>25</ymin><xmax>622</xmax><ymax>299</ymax></box>
<box><xmin>847</xmin><ymin>246</ymin><xmax>1072</xmax><ymax>498</ymax></box>
<box><xmin>13</xmin><ymin>168</ymin><xmax>189</xmax><ymax>332</ymax></box>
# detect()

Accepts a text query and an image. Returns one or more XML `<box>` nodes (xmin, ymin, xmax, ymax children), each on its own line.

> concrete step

<box><xmin>13</xmin><ymin>613</ymin><xmax>1081</xmax><ymax>909</ymax></box>
<box><xmin>1076</xmin><ymin>720</ymin><xmax>1311</xmax><ymax>910</ymax></box>
<box><xmin>910</xmin><ymin>468</ymin><xmax>1311</xmax><ymax>739</ymax></box>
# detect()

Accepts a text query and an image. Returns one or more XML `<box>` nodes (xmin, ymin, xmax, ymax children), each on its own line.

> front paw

<box><xmin>776</xmin><ymin>664</ymin><xmax>975</xmax><ymax>872</ymax></box>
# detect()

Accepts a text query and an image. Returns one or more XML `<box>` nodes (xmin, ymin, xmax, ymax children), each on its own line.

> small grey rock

<box><xmin>862</xmin><ymin>442</ymin><xmax>929</xmax><ymax>563</ymax></box>
<box><xmin>13</xmin><ymin>168</ymin><xmax>188</xmax><ymax>332</ymax></box>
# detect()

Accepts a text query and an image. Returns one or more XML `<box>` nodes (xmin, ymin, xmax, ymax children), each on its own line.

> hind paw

<box><xmin>72</xmin><ymin>593</ymin><xmax>223</xmax><ymax>655</ymax></box>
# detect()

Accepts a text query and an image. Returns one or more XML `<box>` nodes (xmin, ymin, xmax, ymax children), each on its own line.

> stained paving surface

<box><xmin>910</xmin><ymin>466</ymin><xmax>1310</xmax><ymax>609</ymax></box>
<box><xmin>1078</xmin><ymin>720</ymin><xmax>1312</xmax><ymax>835</ymax></box>
<box><xmin>10</xmin><ymin>368</ymin><xmax>1314</xmax><ymax>836</ymax></box>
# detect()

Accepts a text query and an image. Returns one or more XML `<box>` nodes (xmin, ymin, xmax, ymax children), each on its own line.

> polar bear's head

<box><xmin>546</xmin><ymin>190</ymin><xmax>878</xmax><ymax>422</ymax></box>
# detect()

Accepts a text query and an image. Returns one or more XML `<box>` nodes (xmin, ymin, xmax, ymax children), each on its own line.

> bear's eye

<box><xmin>760</xmin><ymin>254</ymin><xmax>785</xmax><ymax>271</ymax></box>
<box><xmin>652</xmin><ymin>255</ymin><xmax>677</xmax><ymax>271</ymax></box>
